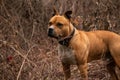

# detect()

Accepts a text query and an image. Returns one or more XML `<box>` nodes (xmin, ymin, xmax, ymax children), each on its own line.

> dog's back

<box><xmin>84</xmin><ymin>30</ymin><xmax>120</xmax><ymax>67</ymax></box>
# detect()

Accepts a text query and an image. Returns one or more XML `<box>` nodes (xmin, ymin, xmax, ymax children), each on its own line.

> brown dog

<box><xmin>47</xmin><ymin>10</ymin><xmax>120</xmax><ymax>80</ymax></box>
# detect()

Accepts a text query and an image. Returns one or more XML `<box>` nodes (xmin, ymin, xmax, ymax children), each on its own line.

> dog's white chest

<box><xmin>58</xmin><ymin>45</ymin><xmax>77</xmax><ymax>64</ymax></box>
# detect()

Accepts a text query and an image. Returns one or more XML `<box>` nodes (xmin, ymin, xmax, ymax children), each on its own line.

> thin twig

<box><xmin>9</xmin><ymin>45</ymin><xmax>37</xmax><ymax>67</ymax></box>
<box><xmin>30</xmin><ymin>21</ymin><xmax>36</xmax><ymax>41</ymax></box>
<box><xmin>16</xmin><ymin>45</ymin><xmax>36</xmax><ymax>80</ymax></box>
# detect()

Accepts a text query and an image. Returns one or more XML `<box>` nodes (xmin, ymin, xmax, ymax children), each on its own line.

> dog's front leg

<box><xmin>62</xmin><ymin>63</ymin><xmax>71</xmax><ymax>80</ymax></box>
<box><xmin>74</xmin><ymin>47</ymin><xmax>89</xmax><ymax>80</ymax></box>
<box><xmin>77</xmin><ymin>63</ymin><xmax>88</xmax><ymax>80</ymax></box>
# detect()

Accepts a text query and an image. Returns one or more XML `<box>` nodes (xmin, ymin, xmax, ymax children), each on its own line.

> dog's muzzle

<box><xmin>48</xmin><ymin>28</ymin><xmax>55</xmax><ymax>37</ymax></box>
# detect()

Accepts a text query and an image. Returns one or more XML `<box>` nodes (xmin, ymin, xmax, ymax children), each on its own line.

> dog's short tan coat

<box><xmin>48</xmin><ymin>10</ymin><xmax>120</xmax><ymax>80</ymax></box>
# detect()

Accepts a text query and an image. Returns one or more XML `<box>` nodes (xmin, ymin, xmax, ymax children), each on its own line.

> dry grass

<box><xmin>0</xmin><ymin>0</ymin><xmax>120</xmax><ymax>80</ymax></box>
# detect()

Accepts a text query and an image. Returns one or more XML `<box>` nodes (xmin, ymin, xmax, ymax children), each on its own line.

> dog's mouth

<box><xmin>48</xmin><ymin>28</ymin><xmax>75</xmax><ymax>47</ymax></box>
<box><xmin>48</xmin><ymin>32</ymin><xmax>60</xmax><ymax>39</ymax></box>
<box><xmin>48</xmin><ymin>33</ymin><xmax>62</xmax><ymax>40</ymax></box>
<box><xmin>48</xmin><ymin>28</ymin><xmax>57</xmax><ymax>38</ymax></box>
<box><xmin>48</xmin><ymin>29</ymin><xmax>63</xmax><ymax>39</ymax></box>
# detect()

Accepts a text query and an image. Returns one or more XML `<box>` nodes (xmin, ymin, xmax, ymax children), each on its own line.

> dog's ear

<box><xmin>64</xmin><ymin>11</ymin><xmax>72</xmax><ymax>19</ymax></box>
<box><xmin>52</xmin><ymin>6</ymin><xmax>59</xmax><ymax>16</ymax></box>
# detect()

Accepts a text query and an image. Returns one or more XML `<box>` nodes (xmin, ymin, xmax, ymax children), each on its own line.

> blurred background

<box><xmin>0</xmin><ymin>0</ymin><xmax>120</xmax><ymax>80</ymax></box>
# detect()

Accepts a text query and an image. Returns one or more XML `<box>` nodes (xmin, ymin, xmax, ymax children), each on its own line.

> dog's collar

<box><xmin>58</xmin><ymin>28</ymin><xmax>75</xmax><ymax>47</ymax></box>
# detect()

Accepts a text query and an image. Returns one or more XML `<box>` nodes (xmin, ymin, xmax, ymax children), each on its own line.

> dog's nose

<box><xmin>48</xmin><ymin>28</ymin><xmax>54</xmax><ymax>37</ymax></box>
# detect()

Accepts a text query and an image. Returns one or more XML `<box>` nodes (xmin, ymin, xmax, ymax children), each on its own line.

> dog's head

<box><xmin>47</xmin><ymin>8</ymin><xmax>74</xmax><ymax>40</ymax></box>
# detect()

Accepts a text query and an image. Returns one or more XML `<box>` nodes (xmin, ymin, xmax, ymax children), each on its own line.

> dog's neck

<box><xmin>58</xmin><ymin>27</ymin><xmax>75</xmax><ymax>47</ymax></box>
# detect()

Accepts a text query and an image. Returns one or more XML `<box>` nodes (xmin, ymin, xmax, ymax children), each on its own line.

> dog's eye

<box><xmin>56</xmin><ymin>23</ymin><xmax>63</xmax><ymax>28</ymax></box>
<box><xmin>48</xmin><ymin>22</ymin><xmax>52</xmax><ymax>26</ymax></box>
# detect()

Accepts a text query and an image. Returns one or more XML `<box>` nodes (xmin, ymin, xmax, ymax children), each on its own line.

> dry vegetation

<box><xmin>0</xmin><ymin>0</ymin><xmax>120</xmax><ymax>80</ymax></box>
